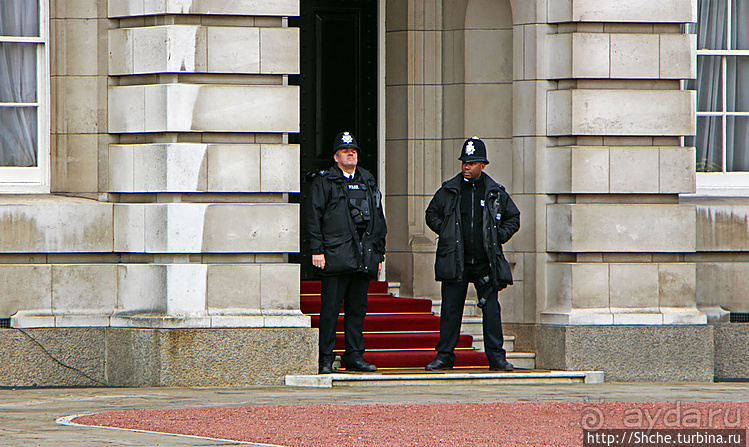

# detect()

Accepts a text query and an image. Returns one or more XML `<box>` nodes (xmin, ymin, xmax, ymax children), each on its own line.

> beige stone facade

<box><xmin>1</xmin><ymin>0</ymin><xmax>747</xmax><ymax>383</ymax></box>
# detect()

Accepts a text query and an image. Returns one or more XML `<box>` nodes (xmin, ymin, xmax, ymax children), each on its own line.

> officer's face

<box><xmin>462</xmin><ymin>161</ymin><xmax>485</xmax><ymax>180</ymax></box>
<box><xmin>334</xmin><ymin>147</ymin><xmax>359</xmax><ymax>170</ymax></box>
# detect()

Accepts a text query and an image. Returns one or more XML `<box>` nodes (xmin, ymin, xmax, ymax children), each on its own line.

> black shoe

<box><xmin>425</xmin><ymin>358</ymin><xmax>453</xmax><ymax>371</ymax></box>
<box><xmin>489</xmin><ymin>360</ymin><xmax>514</xmax><ymax>371</ymax></box>
<box><xmin>319</xmin><ymin>358</ymin><xmax>334</xmax><ymax>374</ymax></box>
<box><xmin>345</xmin><ymin>357</ymin><xmax>377</xmax><ymax>372</ymax></box>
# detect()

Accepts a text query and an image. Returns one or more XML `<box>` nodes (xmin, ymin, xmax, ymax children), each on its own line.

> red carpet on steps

<box><xmin>301</xmin><ymin>280</ymin><xmax>490</xmax><ymax>369</ymax></box>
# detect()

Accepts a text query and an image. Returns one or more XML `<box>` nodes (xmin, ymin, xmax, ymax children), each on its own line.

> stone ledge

<box><xmin>285</xmin><ymin>370</ymin><xmax>604</xmax><ymax>388</ymax></box>
<box><xmin>0</xmin><ymin>327</ymin><xmax>317</xmax><ymax>387</ymax></box>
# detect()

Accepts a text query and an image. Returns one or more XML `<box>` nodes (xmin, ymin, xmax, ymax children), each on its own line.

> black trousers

<box><xmin>319</xmin><ymin>273</ymin><xmax>370</xmax><ymax>363</ymax></box>
<box><xmin>435</xmin><ymin>263</ymin><xmax>507</xmax><ymax>366</ymax></box>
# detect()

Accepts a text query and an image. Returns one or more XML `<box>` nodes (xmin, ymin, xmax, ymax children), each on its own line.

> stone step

<box><xmin>286</xmin><ymin>370</ymin><xmax>604</xmax><ymax>388</ymax></box>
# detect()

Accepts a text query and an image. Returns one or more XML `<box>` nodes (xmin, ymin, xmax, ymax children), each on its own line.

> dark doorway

<box><xmin>290</xmin><ymin>0</ymin><xmax>379</xmax><ymax>279</ymax></box>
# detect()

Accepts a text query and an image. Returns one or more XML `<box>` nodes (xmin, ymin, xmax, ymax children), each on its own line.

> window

<box><xmin>0</xmin><ymin>0</ymin><xmax>49</xmax><ymax>192</ymax></box>
<box><xmin>687</xmin><ymin>0</ymin><xmax>749</xmax><ymax>194</ymax></box>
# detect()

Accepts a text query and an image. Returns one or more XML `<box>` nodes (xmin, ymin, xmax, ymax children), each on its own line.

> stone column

<box><xmin>540</xmin><ymin>0</ymin><xmax>703</xmax><ymax>325</ymax></box>
<box><xmin>385</xmin><ymin>0</ymin><xmax>444</xmax><ymax>298</ymax></box>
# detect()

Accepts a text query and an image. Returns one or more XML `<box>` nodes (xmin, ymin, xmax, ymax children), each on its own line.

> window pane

<box><xmin>692</xmin><ymin>56</ymin><xmax>723</xmax><ymax>112</ymax></box>
<box><xmin>0</xmin><ymin>106</ymin><xmax>37</xmax><ymax>167</ymax></box>
<box><xmin>734</xmin><ymin>0</ymin><xmax>749</xmax><ymax>50</ymax></box>
<box><xmin>0</xmin><ymin>0</ymin><xmax>39</xmax><ymax>38</ymax></box>
<box><xmin>727</xmin><ymin>117</ymin><xmax>749</xmax><ymax>171</ymax></box>
<box><xmin>0</xmin><ymin>43</ymin><xmax>37</xmax><ymax>103</ymax></box>
<box><xmin>695</xmin><ymin>116</ymin><xmax>724</xmax><ymax>172</ymax></box>
<box><xmin>726</xmin><ymin>56</ymin><xmax>749</xmax><ymax>112</ymax></box>
<box><xmin>697</xmin><ymin>0</ymin><xmax>728</xmax><ymax>50</ymax></box>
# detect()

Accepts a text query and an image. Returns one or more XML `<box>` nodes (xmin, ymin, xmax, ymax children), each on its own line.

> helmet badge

<box><xmin>342</xmin><ymin>132</ymin><xmax>354</xmax><ymax>144</ymax></box>
<box><xmin>465</xmin><ymin>141</ymin><xmax>476</xmax><ymax>156</ymax></box>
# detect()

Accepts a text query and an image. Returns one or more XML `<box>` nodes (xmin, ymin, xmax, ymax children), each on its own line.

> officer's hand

<box><xmin>312</xmin><ymin>254</ymin><xmax>326</xmax><ymax>269</ymax></box>
<box><xmin>378</xmin><ymin>262</ymin><xmax>383</xmax><ymax>274</ymax></box>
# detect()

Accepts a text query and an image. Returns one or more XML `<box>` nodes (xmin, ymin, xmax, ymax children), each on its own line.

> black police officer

<box><xmin>424</xmin><ymin>137</ymin><xmax>520</xmax><ymax>371</ymax></box>
<box><xmin>307</xmin><ymin>131</ymin><xmax>387</xmax><ymax>374</ymax></box>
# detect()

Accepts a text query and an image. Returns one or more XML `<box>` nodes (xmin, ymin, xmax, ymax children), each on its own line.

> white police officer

<box><xmin>307</xmin><ymin>131</ymin><xmax>387</xmax><ymax>374</ymax></box>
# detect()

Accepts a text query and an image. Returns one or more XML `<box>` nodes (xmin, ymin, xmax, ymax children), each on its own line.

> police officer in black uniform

<box><xmin>307</xmin><ymin>131</ymin><xmax>387</xmax><ymax>374</ymax></box>
<box><xmin>424</xmin><ymin>137</ymin><xmax>520</xmax><ymax>371</ymax></box>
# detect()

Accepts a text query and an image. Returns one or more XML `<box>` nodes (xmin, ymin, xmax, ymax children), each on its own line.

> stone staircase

<box><xmin>290</xmin><ymin>281</ymin><xmax>603</xmax><ymax>386</ymax></box>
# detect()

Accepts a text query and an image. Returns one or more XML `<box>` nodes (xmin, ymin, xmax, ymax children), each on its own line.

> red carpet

<box><xmin>301</xmin><ymin>280</ymin><xmax>490</xmax><ymax>369</ymax></box>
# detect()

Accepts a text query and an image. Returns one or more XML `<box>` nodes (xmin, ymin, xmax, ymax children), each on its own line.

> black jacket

<box><xmin>425</xmin><ymin>173</ymin><xmax>520</xmax><ymax>290</ymax></box>
<box><xmin>307</xmin><ymin>166</ymin><xmax>387</xmax><ymax>278</ymax></box>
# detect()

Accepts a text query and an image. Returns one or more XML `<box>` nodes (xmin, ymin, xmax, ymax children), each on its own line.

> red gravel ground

<box><xmin>73</xmin><ymin>401</ymin><xmax>749</xmax><ymax>446</ymax></box>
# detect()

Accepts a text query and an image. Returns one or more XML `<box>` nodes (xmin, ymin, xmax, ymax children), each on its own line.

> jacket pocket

<box><xmin>495</xmin><ymin>251</ymin><xmax>513</xmax><ymax>288</ymax></box>
<box><xmin>323</xmin><ymin>237</ymin><xmax>359</xmax><ymax>275</ymax></box>
<box><xmin>435</xmin><ymin>242</ymin><xmax>458</xmax><ymax>281</ymax></box>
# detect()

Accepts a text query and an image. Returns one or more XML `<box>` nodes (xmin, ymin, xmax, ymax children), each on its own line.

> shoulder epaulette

<box><xmin>305</xmin><ymin>170</ymin><xmax>330</xmax><ymax>183</ymax></box>
<box><xmin>498</xmin><ymin>183</ymin><xmax>506</xmax><ymax>191</ymax></box>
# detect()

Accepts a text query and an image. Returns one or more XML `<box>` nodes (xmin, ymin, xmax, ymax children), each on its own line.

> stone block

<box><xmin>660</xmin><ymin>147</ymin><xmax>695</xmax><ymax>193</ymax></box>
<box><xmin>0</xmin><ymin>265</ymin><xmax>52</xmax><ymax>318</ymax></box>
<box><xmin>609</xmin><ymin>147</ymin><xmax>659</xmax><ymax>193</ymax></box>
<box><xmin>260</xmin><ymin>264</ymin><xmax>301</xmax><ymax>311</ymax></box>
<box><xmin>202</xmin><ymin>204</ymin><xmax>300</xmax><ymax>253</ymax></box>
<box><xmin>547</xmin><ymin>34</ymin><xmax>571</xmax><ymax>79</ymax></box>
<box><xmin>0</xmin><ymin>197</ymin><xmax>113</xmax><ymax>253</ymax></box>
<box><xmin>58</xmin><ymin>76</ymin><xmax>105</xmax><ymax>134</ymax></box>
<box><xmin>514</xmin><ymin>81</ymin><xmax>549</xmax><ymax>137</ymax></box>
<box><xmin>52</xmin><ymin>0</ymin><xmax>103</xmax><ymax>18</ymax></box>
<box><xmin>697</xmin><ymin>263</ymin><xmax>749</xmax><ymax>313</ymax></box>
<box><xmin>696</xmin><ymin>206</ymin><xmax>749</xmax><ymax>251</ymax></box>
<box><xmin>547</xmin><ymin>204</ymin><xmax>696</xmax><ymax>252</ymax></box>
<box><xmin>573</xmin><ymin>33</ymin><xmax>610</xmax><ymax>78</ymax></box>
<box><xmin>536</xmin><ymin>325</ymin><xmax>713</xmax><ymax>381</ymax></box>
<box><xmin>0</xmin><ymin>328</ymin><xmax>108</xmax><ymax>387</ymax></box>
<box><xmin>465</xmin><ymin>83</ymin><xmax>513</xmax><ymax>139</ymax></box>
<box><xmin>116</xmin><ymin>264</ymin><xmax>167</xmax><ymax>314</ymax></box>
<box><xmin>166</xmin><ymin>264</ymin><xmax>208</xmax><ymax>315</ymax></box>
<box><xmin>207</xmin><ymin>144</ymin><xmax>260</xmax><ymax>192</ymax></box>
<box><xmin>658</xmin><ymin>263</ymin><xmax>696</xmax><ymax>308</ymax></box>
<box><xmin>51</xmin><ymin>264</ymin><xmax>117</xmax><ymax>315</ymax></box>
<box><xmin>547</xmin><ymin>89</ymin><xmax>695</xmax><ymax>136</ymax></box>
<box><xmin>114</xmin><ymin>204</ymin><xmax>145</xmax><ymax>252</ymax></box>
<box><xmin>573</xmin><ymin>146</ymin><xmax>609</xmax><ymax>193</ymax></box>
<box><xmin>110</xmin><ymin>144</ymin><xmax>210</xmax><ymax>193</ymax></box>
<box><xmin>610</xmin><ymin>263</ymin><xmax>659</xmax><ymax>309</ymax></box>
<box><xmin>548</xmin><ymin>263</ymin><xmax>610</xmax><ymax>311</ymax></box>
<box><xmin>548</xmin><ymin>0</ymin><xmax>696</xmax><ymax>23</ymax></box>
<box><xmin>714</xmin><ymin>325</ymin><xmax>749</xmax><ymax>380</ymax></box>
<box><xmin>610</xmin><ymin>34</ymin><xmax>659</xmax><ymax>79</ymax></box>
<box><xmin>465</xmin><ymin>30</ymin><xmax>513</xmax><ymax>83</ymax></box>
<box><xmin>387</xmin><ymin>31</ymin><xmax>408</xmax><ymax>86</ymax></box>
<box><xmin>260</xmin><ymin>28</ymin><xmax>299</xmax><ymax>74</ymax></box>
<box><xmin>661</xmin><ymin>33</ymin><xmax>696</xmax><ymax>79</ymax></box>
<box><xmin>206</xmin><ymin>264</ymin><xmax>262</xmax><ymax>312</ymax></box>
<box><xmin>110</xmin><ymin>84</ymin><xmax>300</xmax><ymax>133</ymax></box>
<box><xmin>109</xmin><ymin>0</ymin><xmax>299</xmax><ymax>18</ymax></box>
<box><xmin>207</xmin><ymin>27</ymin><xmax>259</xmax><ymax>73</ymax></box>
<box><xmin>108</xmin><ymin>85</ymin><xmax>145</xmax><ymax>133</ymax></box>
<box><xmin>57</xmin><ymin>18</ymin><xmax>100</xmax><ymax>76</ymax></box>
<box><xmin>260</xmin><ymin>144</ymin><xmax>300</xmax><ymax>192</ymax></box>
<box><xmin>52</xmin><ymin>134</ymin><xmax>99</xmax><ymax>193</ymax></box>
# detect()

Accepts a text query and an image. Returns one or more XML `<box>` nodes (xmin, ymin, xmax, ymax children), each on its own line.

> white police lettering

<box><xmin>465</xmin><ymin>141</ymin><xmax>476</xmax><ymax>155</ymax></box>
<box><xmin>348</xmin><ymin>184</ymin><xmax>360</xmax><ymax>190</ymax></box>
<box><xmin>342</xmin><ymin>132</ymin><xmax>354</xmax><ymax>144</ymax></box>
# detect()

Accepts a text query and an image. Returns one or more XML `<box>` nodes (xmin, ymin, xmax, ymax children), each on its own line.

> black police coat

<box><xmin>425</xmin><ymin>173</ymin><xmax>520</xmax><ymax>290</ymax></box>
<box><xmin>307</xmin><ymin>166</ymin><xmax>387</xmax><ymax>278</ymax></box>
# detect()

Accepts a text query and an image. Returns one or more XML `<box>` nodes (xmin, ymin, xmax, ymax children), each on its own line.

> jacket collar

<box><xmin>443</xmin><ymin>172</ymin><xmax>500</xmax><ymax>193</ymax></box>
